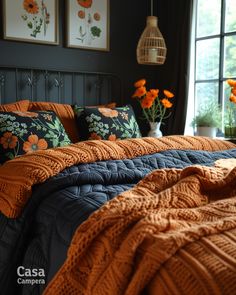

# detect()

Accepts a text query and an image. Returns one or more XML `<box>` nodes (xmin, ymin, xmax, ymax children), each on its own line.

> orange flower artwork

<box><xmin>23</xmin><ymin>0</ymin><xmax>39</xmax><ymax>14</ymax></box>
<box><xmin>89</xmin><ymin>133</ymin><xmax>102</xmax><ymax>140</ymax></box>
<box><xmin>108</xmin><ymin>134</ymin><xmax>117</xmax><ymax>141</ymax></box>
<box><xmin>98</xmin><ymin>108</ymin><xmax>119</xmax><ymax>118</ymax></box>
<box><xmin>73</xmin><ymin>0</ymin><xmax>106</xmax><ymax>49</ymax></box>
<box><xmin>13</xmin><ymin>111</ymin><xmax>39</xmax><ymax>118</ymax></box>
<box><xmin>77</xmin><ymin>0</ymin><xmax>93</xmax><ymax>9</ymax></box>
<box><xmin>23</xmin><ymin>134</ymin><xmax>48</xmax><ymax>153</ymax></box>
<box><xmin>78</xmin><ymin>10</ymin><xmax>85</xmax><ymax>19</ymax></box>
<box><xmin>20</xmin><ymin>0</ymin><xmax>51</xmax><ymax>39</ymax></box>
<box><xmin>94</xmin><ymin>12</ymin><xmax>101</xmax><ymax>21</ymax></box>
<box><xmin>0</xmin><ymin>132</ymin><xmax>18</xmax><ymax>149</ymax></box>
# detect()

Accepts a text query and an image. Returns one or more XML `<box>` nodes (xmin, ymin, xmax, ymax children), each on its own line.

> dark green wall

<box><xmin>0</xmin><ymin>0</ymin><xmax>191</xmax><ymax>135</ymax></box>
<box><xmin>0</xmin><ymin>1</ymin><xmax>159</xmax><ymax>100</ymax></box>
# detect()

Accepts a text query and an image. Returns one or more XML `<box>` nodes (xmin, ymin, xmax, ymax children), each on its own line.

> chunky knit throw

<box><xmin>0</xmin><ymin>135</ymin><xmax>235</xmax><ymax>218</ymax></box>
<box><xmin>43</xmin><ymin>162</ymin><xmax>236</xmax><ymax>295</ymax></box>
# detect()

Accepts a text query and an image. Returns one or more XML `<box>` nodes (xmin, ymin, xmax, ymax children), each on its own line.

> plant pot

<box><xmin>224</xmin><ymin>126</ymin><xmax>236</xmax><ymax>138</ymax></box>
<box><xmin>196</xmin><ymin>127</ymin><xmax>217</xmax><ymax>138</ymax></box>
<box><xmin>147</xmin><ymin>122</ymin><xmax>162</xmax><ymax>137</ymax></box>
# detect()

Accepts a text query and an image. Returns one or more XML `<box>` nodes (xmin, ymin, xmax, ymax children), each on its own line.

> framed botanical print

<box><xmin>67</xmin><ymin>0</ymin><xmax>109</xmax><ymax>51</ymax></box>
<box><xmin>3</xmin><ymin>0</ymin><xmax>59</xmax><ymax>45</ymax></box>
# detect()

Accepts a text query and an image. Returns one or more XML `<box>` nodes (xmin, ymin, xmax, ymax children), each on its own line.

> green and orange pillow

<box><xmin>29</xmin><ymin>101</ymin><xmax>117</xmax><ymax>143</ymax></box>
<box><xmin>0</xmin><ymin>110</ymin><xmax>71</xmax><ymax>164</ymax></box>
<box><xmin>75</xmin><ymin>105</ymin><xmax>141</xmax><ymax>141</ymax></box>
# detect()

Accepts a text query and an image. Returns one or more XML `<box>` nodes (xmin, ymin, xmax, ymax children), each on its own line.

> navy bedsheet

<box><xmin>0</xmin><ymin>148</ymin><xmax>236</xmax><ymax>295</ymax></box>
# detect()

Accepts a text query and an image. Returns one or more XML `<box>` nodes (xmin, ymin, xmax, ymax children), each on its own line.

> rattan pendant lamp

<box><xmin>137</xmin><ymin>0</ymin><xmax>167</xmax><ymax>65</ymax></box>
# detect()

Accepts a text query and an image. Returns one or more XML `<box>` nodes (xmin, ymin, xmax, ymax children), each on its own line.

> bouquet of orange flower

<box><xmin>132</xmin><ymin>79</ymin><xmax>174</xmax><ymax>124</ymax></box>
<box><xmin>225</xmin><ymin>79</ymin><xmax>236</xmax><ymax>136</ymax></box>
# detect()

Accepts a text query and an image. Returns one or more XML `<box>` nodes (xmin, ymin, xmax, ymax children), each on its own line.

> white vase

<box><xmin>147</xmin><ymin>122</ymin><xmax>163</xmax><ymax>137</ymax></box>
<box><xmin>196</xmin><ymin>127</ymin><xmax>217</xmax><ymax>138</ymax></box>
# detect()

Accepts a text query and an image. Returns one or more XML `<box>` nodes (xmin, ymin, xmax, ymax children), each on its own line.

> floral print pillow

<box><xmin>77</xmin><ymin>105</ymin><xmax>141</xmax><ymax>140</ymax></box>
<box><xmin>0</xmin><ymin>111</ymin><xmax>71</xmax><ymax>164</ymax></box>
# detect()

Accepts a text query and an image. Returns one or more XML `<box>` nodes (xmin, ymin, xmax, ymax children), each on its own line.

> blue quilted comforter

<box><xmin>0</xmin><ymin>148</ymin><xmax>236</xmax><ymax>295</ymax></box>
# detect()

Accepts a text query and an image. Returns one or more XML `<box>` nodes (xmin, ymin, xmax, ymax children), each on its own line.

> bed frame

<box><xmin>0</xmin><ymin>66</ymin><xmax>123</xmax><ymax>106</ymax></box>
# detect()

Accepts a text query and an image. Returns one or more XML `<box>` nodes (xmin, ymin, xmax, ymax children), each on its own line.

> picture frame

<box><xmin>67</xmin><ymin>0</ymin><xmax>109</xmax><ymax>51</ymax></box>
<box><xmin>3</xmin><ymin>0</ymin><xmax>59</xmax><ymax>45</ymax></box>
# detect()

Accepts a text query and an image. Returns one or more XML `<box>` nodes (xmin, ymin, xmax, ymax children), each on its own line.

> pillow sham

<box><xmin>0</xmin><ymin>100</ymin><xmax>29</xmax><ymax>112</ymax></box>
<box><xmin>29</xmin><ymin>102</ymin><xmax>117</xmax><ymax>143</ymax></box>
<box><xmin>76</xmin><ymin>105</ymin><xmax>141</xmax><ymax>140</ymax></box>
<box><xmin>0</xmin><ymin>111</ymin><xmax>71</xmax><ymax>164</ymax></box>
<box><xmin>29</xmin><ymin>101</ymin><xmax>79</xmax><ymax>143</ymax></box>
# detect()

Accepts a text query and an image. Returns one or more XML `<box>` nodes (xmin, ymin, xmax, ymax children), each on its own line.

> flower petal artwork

<box><xmin>77</xmin><ymin>0</ymin><xmax>93</xmax><ymax>9</ymax></box>
<box><xmin>23</xmin><ymin>0</ymin><xmax>39</xmax><ymax>14</ymax></box>
<box><xmin>67</xmin><ymin>0</ymin><xmax>109</xmax><ymax>51</ymax></box>
<box><xmin>3</xmin><ymin>0</ymin><xmax>58</xmax><ymax>45</ymax></box>
<box><xmin>21</xmin><ymin>0</ymin><xmax>51</xmax><ymax>38</ymax></box>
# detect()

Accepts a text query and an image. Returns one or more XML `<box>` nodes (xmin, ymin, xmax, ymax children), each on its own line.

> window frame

<box><xmin>185</xmin><ymin>0</ymin><xmax>236</xmax><ymax>135</ymax></box>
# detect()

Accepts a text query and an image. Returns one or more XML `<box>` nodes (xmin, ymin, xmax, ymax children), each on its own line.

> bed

<box><xmin>0</xmin><ymin>67</ymin><xmax>236</xmax><ymax>295</ymax></box>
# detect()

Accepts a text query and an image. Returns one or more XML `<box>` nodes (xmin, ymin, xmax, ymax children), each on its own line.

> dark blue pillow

<box><xmin>0</xmin><ymin>111</ymin><xmax>71</xmax><ymax>163</ymax></box>
<box><xmin>76</xmin><ymin>105</ymin><xmax>141</xmax><ymax>140</ymax></box>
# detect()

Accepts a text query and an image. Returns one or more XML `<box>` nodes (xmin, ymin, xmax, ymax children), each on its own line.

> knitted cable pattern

<box><xmin>0</xmin><ymin>135</ymin><xmax>235</xmax><ymax>218</ymax></box>
<box><xmin>43</xmin><ymin>164</ymin><xmax>236</xmax><ymax>295</ymax></box>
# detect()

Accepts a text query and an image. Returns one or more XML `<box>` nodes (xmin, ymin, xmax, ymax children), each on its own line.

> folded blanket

<box><xmin>0</xmin><ymin>135</ymin><xmax>235</xmax><ymax>218</ymax></box>
<box><xmin>43</xmin><ymin>164</ymin><xmax>236</xmax><ymax>295</ymax></box>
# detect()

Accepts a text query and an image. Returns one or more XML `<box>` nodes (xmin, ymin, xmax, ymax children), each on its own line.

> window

<box><xmin>185</xmin><ymin>0</ymin><xmax>236</xmax><ymax>135</ymax></box>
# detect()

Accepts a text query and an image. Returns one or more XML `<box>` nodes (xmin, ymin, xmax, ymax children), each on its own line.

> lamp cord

<box><xmin>151</xmin><ymin>0</ymin><xmax>153</xmax><ymax>16</ymax></box>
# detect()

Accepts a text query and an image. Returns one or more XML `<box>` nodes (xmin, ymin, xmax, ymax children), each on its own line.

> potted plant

<box><xmin>192</xmin><ymin>102</ymin><xmax>222</xmax><ymax>137</ymax></box>
<box><xmin>224</xmin><ymin>79</ymin><xmax>236</xmax><ymax>138</ymax></box>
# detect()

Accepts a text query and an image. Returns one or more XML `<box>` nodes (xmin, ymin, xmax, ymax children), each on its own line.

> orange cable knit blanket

<box><xmin>0</xmin><ymin>135</ymin><xmax>235</xmax><ymax>218</ymax></box>
<box><xmin>43</xmin><ymin>163</ymin><xmax>236</xmax><ymax>295</ymax></box>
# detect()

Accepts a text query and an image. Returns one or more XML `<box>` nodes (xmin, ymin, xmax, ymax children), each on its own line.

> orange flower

<box><xmin>161</xmin><ymin>99</ymin><xmax>173</xmax><ymax>108</ymax></box>
<box><xmin>0</xmin><ymin>132</ymin><xmax>18</xmax><ymax>149</ymax></box>
<box><xmin>13</xmin><ymin>111</ymin><xmax>38</xmax><ymax>117</ymax></box>
<box><xmin>78</xmin><ymin>10</ymin><xmax>85</xmax><ymax>19</ymax></box>
<box><xmin>23</xmin><ymin>0</ymin><xmax>39</xmax><ymax>14</ymax></box>
<box><xmin>146</xmin><ymin>89</ymin><xmax>158</xmax><ymax>101</ymax></box>
<box><xmin>229</xmin><ymin>94</ymin><xmax>236</xmax><ymax>104</ymax></box>
<box><xmin>231</xmin><ymin>87</ymin><xmax>236</xmax><ymax>96</ymax></box>
<box><xmin>98</xmin><ymin>108</ymin><xmax>119</xmax><ymax>118</ymax></box>
<box><xmin>132</xmin><ymin>86</ymin><xmax>147</xmax><ymax>98</ymax></box>
<box><xmin>89</xmin><ymin>133</ymin><xmax>102</xmax><ymax>140</ymax></box>
<box><xmin>134</xmin><ymin>79</ymin><xmax>146</xmax><ymax>88</ymax></box>
<box><xmin>227</xmin><ymin>79</ymin><xmax>236</xmax><ymax>87</ymax></box>
<box><xmin>23</xmin><ymin>135</ymin><xmax>48</xmax><ymax>153</ymax></box>
<box><xmin>163</xmin><ymin>90</ymin><xmax>174</xmax><ymax>98</ymax></box>
<box><xmin>94</xmin><ymin>12</ymin><xmax>100</xmax><ymax>21</ymax></box>
<box><xmin>77</xmin><ymin>0</ymin><xmax>92</xmax><ymax>8</ymax></box>
<box><xmin>108</xmin><ymin>134</ymin><xmax>117</xmax><ymax>141</ymax></box>
<box><xmin>141</xmin><ymin>97</ymin><xmax>154</xmax><ymax>109</ymax></box>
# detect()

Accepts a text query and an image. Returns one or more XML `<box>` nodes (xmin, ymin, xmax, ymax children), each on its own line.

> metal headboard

<box><xmin>0</xmin><ymin>66</ymin><xmax>123</xmax><ymax>106</ymax></box>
